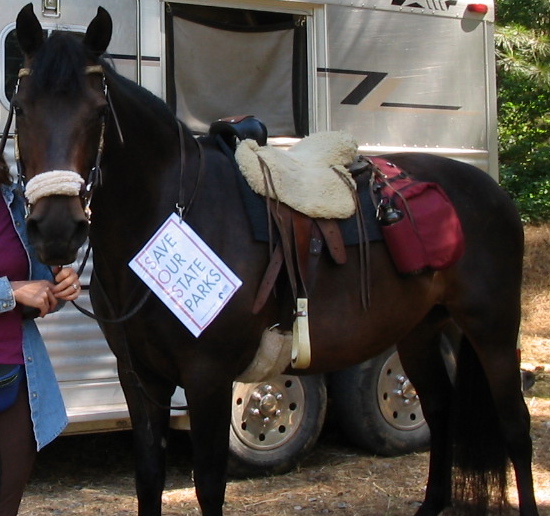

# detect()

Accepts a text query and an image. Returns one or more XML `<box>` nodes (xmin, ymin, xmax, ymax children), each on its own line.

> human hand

<box><xmin>11</xmin><ymin>280</ymin><xmax>57</xmax><ymax>317</ymax></box>
<box><xmin>51</xmin><ymin>266</ymin><xmax>81</xmax><ymax>301</ymax></box>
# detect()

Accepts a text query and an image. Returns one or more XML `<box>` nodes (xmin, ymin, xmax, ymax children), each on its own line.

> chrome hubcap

<box><xmin>377</xmin><ymin>352</ymin><xmax>425</xmax><ymax>430</ymax></box>
<box><xmin>231</xmin><ymin>376</ymin><xmax>306</xmax><ymax>450</ymax></box>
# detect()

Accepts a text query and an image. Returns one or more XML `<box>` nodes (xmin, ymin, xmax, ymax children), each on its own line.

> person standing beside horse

<box><xmin>0</xmin><ymin>154</ymin><xmax>81</xmax><ymax>515</ymax></box>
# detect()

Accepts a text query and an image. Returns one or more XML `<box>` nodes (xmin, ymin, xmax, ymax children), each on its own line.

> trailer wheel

<box><xmin>228</xmin><ymin>374</ymin><xmax>327</xmax><ymax>477</ymax></box>
<box><xmin>330</xmin><ymin>346</ymin><xmax>430</xmax><ymax>456</ymax></box>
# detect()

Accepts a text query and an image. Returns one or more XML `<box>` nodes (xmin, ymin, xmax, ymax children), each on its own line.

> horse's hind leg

<box><xmin>447</xmin><ymin>270</ymin><xmax>539</xmax><ymax>516</ymax></box>
<box><xmin>459</xmin><ymin>313</ymin><xmax>539</xmax><ymax>516</ymax></box>
<box><xmin>396</xmin><ymin>309</ymin><xmax>456</xmax><ymax>516</ymax></box>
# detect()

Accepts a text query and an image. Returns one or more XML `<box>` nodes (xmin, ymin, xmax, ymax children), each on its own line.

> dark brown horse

<box><xmin>12</xmin><ymin>4</ymin><xmax>538</xmax><ymax>516</ymax></box>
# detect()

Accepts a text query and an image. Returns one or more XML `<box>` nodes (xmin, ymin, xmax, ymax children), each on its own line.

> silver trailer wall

<box><xmin>0</xmin><ymin>0</ymin><xmax>138</xmax><ymax>124</ymax></box>
<box><xmin>165</xmin><ymin>0</ymin><xmax>496</xmax><ymax>176</ymax></box>
<box><xmin>318</xmin><ymin>3</ymin><xmax>497</xmax><ymax>174</ymax></box>
<box><xmin>0</xmin><ymin>0</ymin><xmax>496</xmax><ymax>435</ymax></box>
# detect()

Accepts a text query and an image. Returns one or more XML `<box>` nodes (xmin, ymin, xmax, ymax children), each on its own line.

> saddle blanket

<box><xmin>234</xmin><ymin>152</ymin><xmax>382</xmax><ymax>244</ymax></box>
<box><xmin>234</xmin><ymin>131</ymin><xmax>358</xmax><ymax>219</ymax></box>
<box><xmin>210</xmin><ymin>133</ymin><xmax>381</xmax><ymax>243</ymax></box>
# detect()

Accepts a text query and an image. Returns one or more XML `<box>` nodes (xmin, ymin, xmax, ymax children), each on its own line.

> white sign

<box><xmin>129</xmin><ymin>213</ymin><xmax>242</xmax><ymax>337</ymax></box>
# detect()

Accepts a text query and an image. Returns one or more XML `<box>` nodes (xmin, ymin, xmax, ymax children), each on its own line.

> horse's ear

<box><xmin>83</xmin><ymin>7</ymin><xmax>112</xmax><ymax>57</ymax></box>
<box><xmin>16</xmin><ymin>3</ymin><xmax>44</xmax><ymax>57</ymax></box>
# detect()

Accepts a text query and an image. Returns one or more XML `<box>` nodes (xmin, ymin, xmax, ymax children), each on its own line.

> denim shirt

<box><xmin>0</xmin><ymin>183</ymin><xmax>68</xmax><ymax>450</ymax></box>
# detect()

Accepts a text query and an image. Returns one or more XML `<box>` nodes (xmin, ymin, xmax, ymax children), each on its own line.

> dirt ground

<box><xmin>18</xmin><ymin>225</ymin><xmax>550</xmax><ymax>516</ymax></box>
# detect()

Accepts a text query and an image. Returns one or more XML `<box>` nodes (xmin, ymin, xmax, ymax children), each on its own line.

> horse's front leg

<box><xmin>185</xmin><ymin>373</ymin><xmax>234</xmax><ymax>516</ymax></box>
<box><xmin>118</xmin><ymin>364</ymin><xmax>173</xmax><ymax>516</ymax></box>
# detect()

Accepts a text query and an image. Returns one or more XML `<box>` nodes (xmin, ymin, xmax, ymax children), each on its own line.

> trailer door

<box><xmin>165</xmin><ymin>3</ymin><xmax>309</xmax><ymax>137</ymax></box>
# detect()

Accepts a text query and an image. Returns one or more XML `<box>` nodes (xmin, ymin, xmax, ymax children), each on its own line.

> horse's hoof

<box><xmin>413</xmin><ymin>503</ymin><xmax>447</xmax><ymax>516</ymax></box>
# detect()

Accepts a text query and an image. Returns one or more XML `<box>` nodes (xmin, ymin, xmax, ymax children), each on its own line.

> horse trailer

<box><xmin>0</xmin><ymin>0</ymin><xmax>496</xmax><ymax>473</ymax></box>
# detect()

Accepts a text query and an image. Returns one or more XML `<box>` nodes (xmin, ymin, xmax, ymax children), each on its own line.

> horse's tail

<box><xmin>451</xmin><ymin>336</ymin><xmax>509</xmax><ymax>515</ymax></box>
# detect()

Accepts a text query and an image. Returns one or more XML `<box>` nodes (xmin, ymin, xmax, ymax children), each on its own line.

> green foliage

<box><xmin>496</xmin><ymin>0</ymin><xmax>550</xmax><ymax>222</ymax></box>
<box><xmin>495</xmin><ymin>26</ymin><xmax>550</xmax><ymax>87</ymax></box>
<box><xmin>496</xmin><ymin>0</ymin><xmax>550</xmax><ymax>29</ymax></box>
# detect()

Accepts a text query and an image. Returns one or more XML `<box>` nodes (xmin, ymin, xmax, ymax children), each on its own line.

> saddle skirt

<box><xmin>235</xmin><ymin>131</ymin><xmax>358</xmax><ymax>219</ymax></box>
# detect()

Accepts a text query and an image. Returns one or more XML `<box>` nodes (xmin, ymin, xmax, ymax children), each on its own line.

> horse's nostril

<box><xmin>25</xmin><ymin>207</ymin><xmax>89</xmax><ymax>266</ymax></box>
<box><xmin>26</xmin><ymin>217</ymin><xmax>41</xmax><ymax>245</ymax></box>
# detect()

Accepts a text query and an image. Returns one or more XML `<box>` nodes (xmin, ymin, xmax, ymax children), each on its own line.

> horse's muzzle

<box><xmin>26</xmin><ymin>195</ymin><xmax>89</xmax><ymax>265</ymax></box>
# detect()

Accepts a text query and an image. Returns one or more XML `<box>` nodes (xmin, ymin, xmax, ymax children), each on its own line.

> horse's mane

<box><xmin>30</xmin><ymin>32</ymin><xmax>90</xmax><ymax>97</ymax></box>
<box><xmin>31</xmin><ymin>31</ymin><xmax>177</xmax><ymax>129</ymax></box>
<box><xmin>100</xmin><ymin>59</ymin><xmax>176</xmax><ymax>127</ymax></box>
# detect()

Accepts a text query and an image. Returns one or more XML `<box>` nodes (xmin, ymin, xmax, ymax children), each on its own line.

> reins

<box><xmin>11</xmin><ymin>62</ymin><xmax>205</xmax><ymax>413</ymax></box>
<box><xmin>69</xmin><ymin>116</ymin><xmax>204</xmax><ymax>326</ymax></box>
<box><xmin>68</xmin><ymin>236</ymin><xmax>152</xmax><ymax>325</ymax></box>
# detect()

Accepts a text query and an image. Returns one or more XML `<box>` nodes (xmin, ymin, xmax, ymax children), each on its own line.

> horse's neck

<box><xmin>97</xmin><ymin>92</ymin><xmax>201</xmax><ymax>223</ymax></box>
<box><xmin>105</xmin><ymin>70</ymin><xmax>174</xmax><ymax>147</ymax></box>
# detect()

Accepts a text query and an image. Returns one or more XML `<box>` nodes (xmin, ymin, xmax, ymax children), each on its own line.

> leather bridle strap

<box><xmin>17</xmin><ymin>64</ymin><xmax>103</xmax><ymax>79</ymax></box>
<box><xmin>13</xmin><ymin>65</ymin><xmax>113</xmax><ymax>214</ymax></box>
<box><xmin>176</xmin><ymin>119</ymin><xmax>204</xmax><ymax>220</ymax></box>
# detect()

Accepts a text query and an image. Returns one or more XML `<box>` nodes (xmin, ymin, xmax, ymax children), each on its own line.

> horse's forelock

<box><xmin>30</xmin><ymin>32</ymin><xmax>89</xmax><ymax>97</ymax></box>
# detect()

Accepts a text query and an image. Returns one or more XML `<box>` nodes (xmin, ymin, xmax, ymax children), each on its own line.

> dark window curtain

<box><xmin>165</xmin><ymin>2</ymin><xmax>308</xmax><ymax>137</ymax></box>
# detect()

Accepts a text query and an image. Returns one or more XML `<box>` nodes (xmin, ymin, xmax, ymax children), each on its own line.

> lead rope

<box><xmin>82</xmin><ymin>267</ymin><xmax>188</xmax><ymax>412</ymax></box>
<box><xmin>69</xmin><ymin>117</ymin><xmax>203</xmax><ymax>412</ymax></box>
<box><xmin>13</xmin><ymin>63</ymin><xmax>191</xmax><ymax>411</ymax></box>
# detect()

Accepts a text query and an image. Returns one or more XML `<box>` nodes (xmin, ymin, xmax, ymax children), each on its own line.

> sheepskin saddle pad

<box><xmin>235</xmin><ymin>131</ymin><xmax>358</xmax><ymax>219</ymax></box>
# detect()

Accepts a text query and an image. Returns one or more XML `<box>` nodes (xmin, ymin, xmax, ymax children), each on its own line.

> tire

<box><xmin>227</xmin><ymin>374</ymin><xmax>327</xmax><ymax>477</ymax></box>
<box><xmin>330</xmin><ymin>346</ymin><xmax>430</xmax><ymax>456</ymax></box>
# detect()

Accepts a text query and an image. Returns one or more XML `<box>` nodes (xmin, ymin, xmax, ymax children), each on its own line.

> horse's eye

<box><xmin>14</xmin><ymin>105</ymin><xmax>24</xmax><ymax>117</ymax></box>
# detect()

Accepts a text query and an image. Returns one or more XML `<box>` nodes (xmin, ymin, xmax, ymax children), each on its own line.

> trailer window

<box><xmin>165</xmin><ymin>3</ymin><xmax>308</xmax><ymax>137</ymax></box>
<box><xmin>2</xmin><ymin>29</ymin><xmax>84</xmax><ymax>110</ymax></box>
<box><xmin>2</xmin><ymin>29</ymin><xmax>52</xmax><ymax>106</ymax></box>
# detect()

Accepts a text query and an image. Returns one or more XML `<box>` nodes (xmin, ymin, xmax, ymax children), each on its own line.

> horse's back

<box><xmin>382</xmin><ymin>153</ymin><xmax>523</xmax><ymax>329</ymax></box>
<box><xmin>383</xmin><ymin>152</ymin><xmax>523</xmax><ymax>253</ymax></box>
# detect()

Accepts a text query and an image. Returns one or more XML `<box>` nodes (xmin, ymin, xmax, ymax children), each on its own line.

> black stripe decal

<box><xmin>108</xmin><ymin>54</ymin><xmax>161</xmax><ymax>62</ymax></box>
<box><xmin>381</xmin><ymin>102</ymin><xmax>461</xmax><ymax>110</ymax></box>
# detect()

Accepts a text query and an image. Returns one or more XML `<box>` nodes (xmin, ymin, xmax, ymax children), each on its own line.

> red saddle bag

<box><xmin>370</xmin><ymin>157</ymin><xmax>464</xmax><ymax>274</ymax></box>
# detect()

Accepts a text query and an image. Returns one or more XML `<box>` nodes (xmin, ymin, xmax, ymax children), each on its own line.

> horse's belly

<box><xmin>302</xmin><ymin>255</ymin><xmax>442</xmax><ymax>372</ymax></box>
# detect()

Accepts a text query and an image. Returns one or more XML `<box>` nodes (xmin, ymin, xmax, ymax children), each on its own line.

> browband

<box><xmin>18</xmin><ymin>65</ymin><xmax>103</xmax><ymax>79</ymax></box>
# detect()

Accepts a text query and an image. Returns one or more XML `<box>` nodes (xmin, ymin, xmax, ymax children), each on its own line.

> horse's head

<box><xmin>13</xmin><ymin>4</ymin><xmax>112</xmax><ymax>264</ymax></box>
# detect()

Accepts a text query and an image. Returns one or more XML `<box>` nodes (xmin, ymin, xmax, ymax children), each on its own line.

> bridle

<box><xmin>1</xmin><ymin>60</ymin><xmax>197</xmax><ymax>412</ymax></box>
<box><xmin>2</xmin><ymin>64</ymin><xmax>122</xmax><ymax>218</ymax></box>
<box><xmin>2</xmin><ymin>62</ymin><xmax>148</xmax><ymax>320</ymax></box>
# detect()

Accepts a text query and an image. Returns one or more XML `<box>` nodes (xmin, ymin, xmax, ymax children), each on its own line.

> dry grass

<box><xmin>18</xmin><ymin>224</ymin><xmax>550</xmax><ymax>515</ymax></box>
<box><xmin>522</xmin><ymin>224</ymin><xmax>550</xmax><ymax>368</ymax></box>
